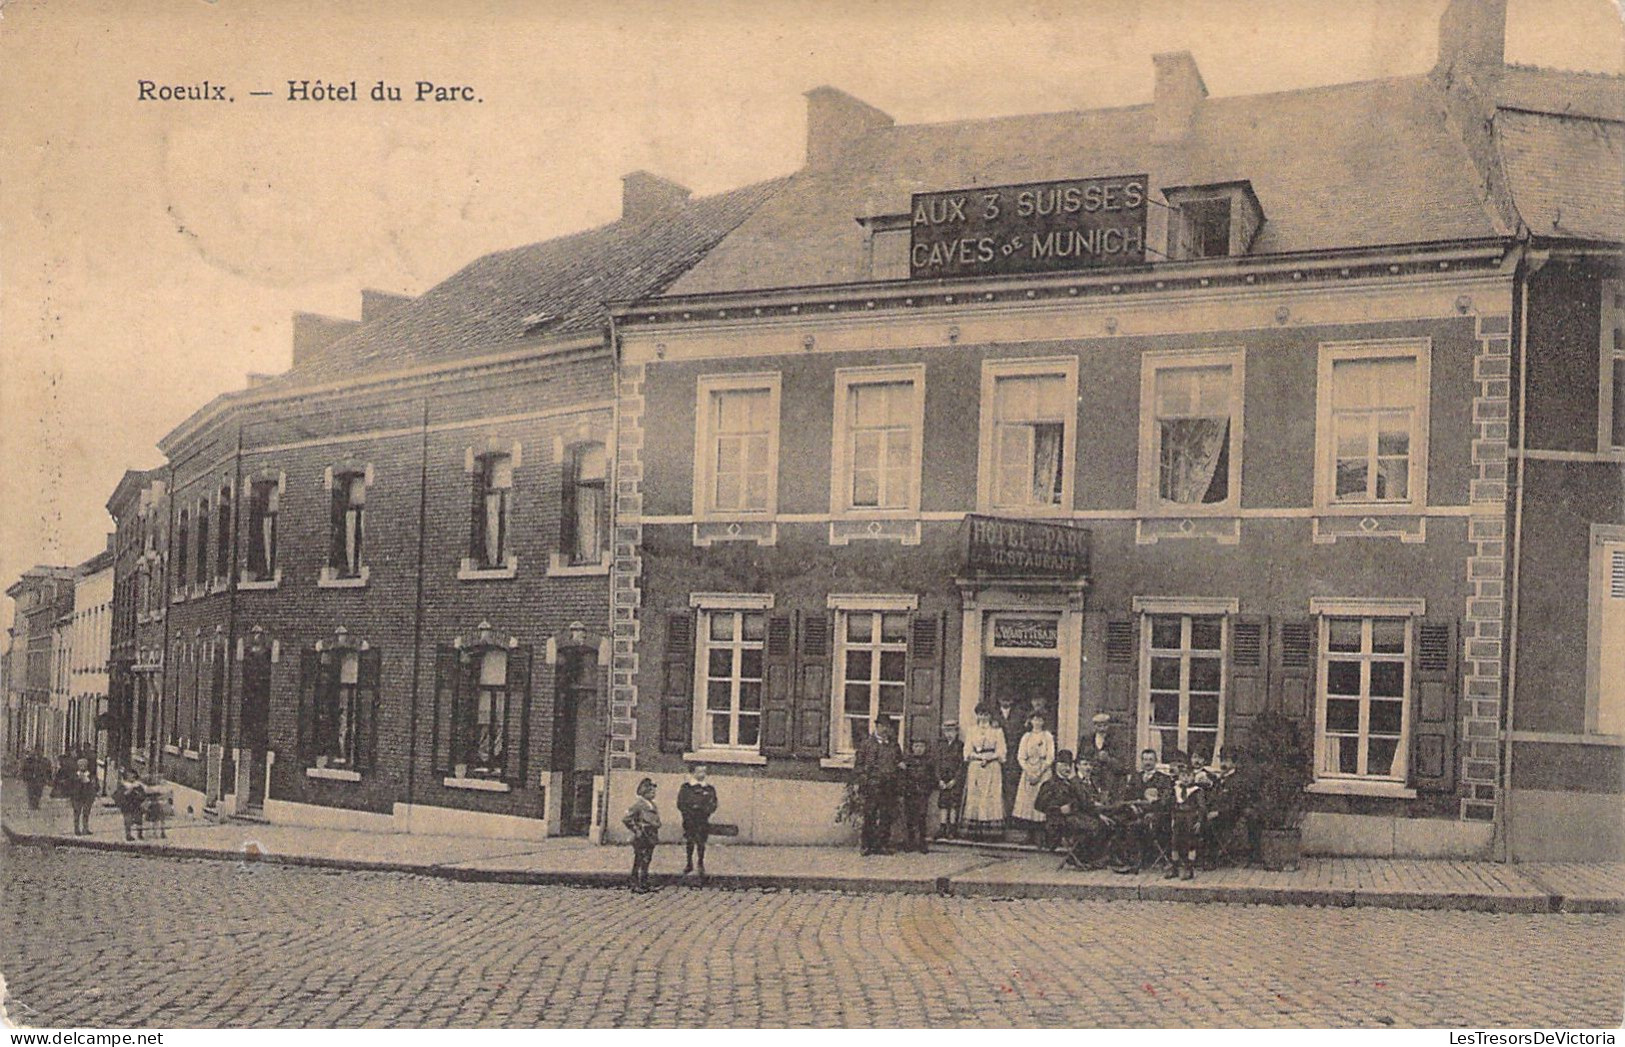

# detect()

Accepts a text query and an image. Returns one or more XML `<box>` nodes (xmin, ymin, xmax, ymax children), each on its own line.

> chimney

<box><xmin>804</xmin><ymin>86</ymin><xmax>893</xmax><ymax>168</ymax></box>
<box><xmin>245</xmin><ymin>372</ymin><xmax>277</xmax><ymax>389</ymax></box>
<box><xmin>1152</xmin><ymin>52</ymin><xmax>1208</xmax><ymax>142</ymax></box>
<box><xmin>621</xmin><ymin>171</ymin><xmax>691</xmax><ymax>222</ymax></box>
<box><xmin>291</xmin><ymin>312</ymin><xmax>360</xmax><ymax>370</ymax></box>
<box><xmin>360</xmin><ymin>289</ymin><xmax>413</xmax><ymax>323</ymax></box>
<box><xmin>1434</xmin><ymin>0</ymin><xmax>1506</xmax><ymax>85</ymax></box>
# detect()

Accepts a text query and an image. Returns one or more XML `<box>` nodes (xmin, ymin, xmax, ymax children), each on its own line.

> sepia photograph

<box><xmin>1</xmin><ymin>0</ymin><xmax>1622</xmax><ymax>1032</ymax></box>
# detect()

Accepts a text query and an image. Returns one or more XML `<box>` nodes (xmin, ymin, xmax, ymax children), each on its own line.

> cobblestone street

<box><xmin>2</xmin><ymin>843</ymin><xmax>1621</xmax><ymax>1028</ymax></box>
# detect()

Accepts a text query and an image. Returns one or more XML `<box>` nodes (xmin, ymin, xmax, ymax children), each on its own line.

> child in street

<box><xmin>899</xmin><ymin>738</ymin><xmax>936</xmax><ymax>853</ymax></box>
<box><xmin>622</xmin><ymin>777</ymin><xmax>661</xmax><ymax>893</ymax></box>
<box><xmin>934</xmin><ymin>721</ymin><xmax>965</xmax><ymax>839</ymax></box>
<box><xmin>677</xmin><ymin>765</ymin><xmax>718</xmax><ymax>883</ymax></box>
<box><xmin>1166</xmin><ymin>751</ymin><xmax>1207</xmax><ymax>880</ymax></box>
<box><xmin>69</xmin><ymin>758</ymin><xmax>98</xmax><ymax>836</ymax></box>
<box><xmin>113</xmin><ymin>767</ymin><xmax>145</xmax><ymax>841</ymax></box>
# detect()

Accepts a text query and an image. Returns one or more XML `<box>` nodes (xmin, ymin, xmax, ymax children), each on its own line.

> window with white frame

<box><xmin>833</xmin><ymin>367</ymin><xmax>924</xmax><ymax>514</ymax></box>
<box><xmin>470</xmin><ymin>452</ymin><xmax>513</xmax><ymax>570</ymax></box>
<box><xmin>834</xmin><ymin>608</ymin><xmax>909</xmax><ymax>756</ymax></box>
<box><xmin>695</xmin><ymin>375</ymin><xmax>781</xmax><ymax>517</ymax></box>
<box><xmin>454</xmin><ymin>648</ymin><xmax>509</xmax><ymax>777</ymax></box>
<box><xmin>215</xmin><ymin>485</ymin><xmax>232</xmax><ymax>584</ymax></box>
<box><xmin>316</xmin><ymin>650</ymin><xmax>362</xmax><ymax>768</ymax></box>
<box><xmin>328</xmin><ymin>470</ymin><xmax>367</xmax><ymax>579</ymax></box>
<box><xmin>1316</xmin><ymin>341</ymin><xmax>1430</xmax><ymax>509</ymax></box>
<box><xmin>246</xmin><ymin>479</ymin><xmax>280</xmax><ymax>582</ymax></box>
<box><xmin>697</xmin><ymin>609</ymin><xmax>765</xmax><ymax>750</ymax></box>
<box><xmin>1139</xmin><ymin>350</ymin><xmax>1243</xmax><ymax>511</ymax></box>
<box><xmin>1601</xmin><ymin>279</ymin><xmax>1624</xmax><ymax>452</ymax></box>
<box><xmin>174</xmin><ymin>510</ymin><xmax>189</xmax><ymax>595</ymax></box>
<box><xmin>1589</xmin><ymin>529</ymin><xmax>1625</xmax><ymax>735</ymax></box>
<box><xmin>195</xmin><ymin>500</ymin><xmax>210</xmax><ymax>588</ymax></box>
<box><xmin>979</xmin><ymin>358</ymin><xmax>1077</xmax><ymax>512</ymax></box>
<box><xmin>562</xmin><ymin>441</ymin><xmax>608</xmax><ymax>565</ymax></box>
<box><xmin>1143</xmin><ymin>613</ymin><xmax>1225</xmax><ymax>764</ymax></box>
<box><xmin>1317</xmin><ymin>616</ymin><xmax>1410</xmax><ymax>781</ymax></box>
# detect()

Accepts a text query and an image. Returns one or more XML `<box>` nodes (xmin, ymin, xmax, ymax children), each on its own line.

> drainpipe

<box><xmin>406</xmin><ymin>398</ymin><xmax>431</xmax><ymax>826</ymax></box>
<box><xmin>1501</xmin><ymin>240</ymin><xmax>1544</xmax><ymax>862</ymax></box>
<box><xmin>220</xmin><ymin>422</ymin><xmax>245</xmax><ymax>807</ymax></box>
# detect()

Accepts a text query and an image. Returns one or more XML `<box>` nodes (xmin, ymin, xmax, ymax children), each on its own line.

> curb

<box><xmin>1</xmin><ymin>821</ymin><xmax>1609</xmax><ymax>913</ymax></box>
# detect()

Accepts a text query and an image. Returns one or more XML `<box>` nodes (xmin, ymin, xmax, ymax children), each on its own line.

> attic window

<box><xmin>521</xmin><ymin>313</ymin><xmax>559</xmax><ymax>336</ymax></box>
<box><xmin>1162</xmin><ymin>181</ymin><xmax>1263</xmax><ymax>262</ymax></box>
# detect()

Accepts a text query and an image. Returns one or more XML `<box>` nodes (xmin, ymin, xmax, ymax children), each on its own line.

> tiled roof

<box><xmin>1499</xmin><ymin>64</ymin><xmax>1625</xmax><ymax>122</ymax></box>
<box><xmin>1497</xmin><ymin>108</ymin><xmax>1624</xmax><ymax>242</ymax></box>
<box><xmin>669</xmin><ymin>76</ymin><xmax>1504</xmax><ymax>296</ymax></box>
<box><xmin>271</xmin><ymin>177</ymin><xmax>789</xmax><ymax>389</ymax></box>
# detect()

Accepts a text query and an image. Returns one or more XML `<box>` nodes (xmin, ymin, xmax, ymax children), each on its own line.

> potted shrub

<box><xmin>1246</xmin><ymin>711</ymin><xmax>1313</xmax><ymax>871</ymax></box>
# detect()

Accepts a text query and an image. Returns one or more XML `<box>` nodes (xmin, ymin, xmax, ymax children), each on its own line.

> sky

<box><xmin>1</xmin><ymin>0</ymin><xmax>1621</xmax><ymax>633</ymax></box>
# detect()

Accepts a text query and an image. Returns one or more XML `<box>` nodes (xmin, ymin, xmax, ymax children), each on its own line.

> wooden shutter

<box><xmin>504</xmin><ymin>646</ymin><xmax>533</xmax><ymax>786</ymax></box>
<box><xmin>328</xmin><ymin>481</ymin><xmax>346</xmax><ymax>570</ymax></box>
<box><xmin>794</xmin><ymin>611</ymin><xmax>832</xmax><ymax>758</ymax></box>
<box><xmin>297</xmin><ymin>649</ymin><xmax>321</xmax><ymax>768</ymax></box>
<box><xmin>468</xmin><ymin>467</ymin><xmax>485</xmax><ymax>562</ymax></box>
<box><xmin>760</xmin><ymin>613</ymin><xmax>796</xmax><ymax>756</ymax></box>
<box><xmin>660</xmin><ymin>611</ymin><xmax>695</xmax><ymax>753</ymax></box>
<box><xmin>1103</xmin><ymin>617</ymin><xmax>1138</xmax><ymax>714</ymax></box>
<box><xmin>1273</xmin><ymin>618</ymin><xmax>1316</xmax><ymax>724</ymax></box>
<box><xmin>1227</xmin><ymin>615</ymin><xmax>1269</xmax><ymax>743</ymax></box>
<box><xmin>1410</xmin><ymin>618</ymin><xmax>1458</xmax><ymax>793</ymax></box>
<box><xmin>559</xmin><ymin>447</ymin><xmax>579</xmax><ymax>562</ymax></box>
<box><xmin>356</xmin><ymin>648</ymin><xmax>382</xmax><ymax>774</ymax></box>
<box><xmin>432</xmin><ymin>645</ymin><xmax>459</xmax><ymax>775</ymax></box>
<box><xmin>906</xmin><ymin>612</ymin><xmax>945</xmax><ymax>752</ymax></box>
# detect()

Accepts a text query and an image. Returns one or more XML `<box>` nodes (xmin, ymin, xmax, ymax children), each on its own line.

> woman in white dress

<box><xmin>1012</xmin><ymin>711</ymin><xmax>1056</xmax><ymax>846</ymax></box>
<box><xmin>960</xmin><ymin>709</ymin><xmax>1006</xmax><ymax>839</ymax></box>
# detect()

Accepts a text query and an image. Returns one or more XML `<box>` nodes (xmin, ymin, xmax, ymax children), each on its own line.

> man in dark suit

<box><xmin>1111</xmin><ymin>748</ymin><xmax>1174</xmax><ymax>873</ymax></box>
<box><xmin>854</xmin><ymin>715</ymin><xmax>903</xmax><ymax>856</ymax></box>
<box><xmin>995</xmin><ymin>697</ymin><xmax>1028</xmax><ymax>822</ymax></box>
<box><xmin>1082</xmin><ymin>712</ymin><xmax>1128</xmax><ymax>803</ymax></box>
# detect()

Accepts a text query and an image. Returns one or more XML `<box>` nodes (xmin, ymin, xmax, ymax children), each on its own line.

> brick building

<box><xmin>128</xmin><ymin>175</ymin><xmax>782</xmax><ymax>837</ymax></box>
<box><xmin>3</xmin><ymin>566</ymin><xmax>76</xmax><ymax>760</ymax></box>
<box><xmin>602</xmin><ymin>0</ymin><xmax>1618</xmax><ymax>856</ymax></box>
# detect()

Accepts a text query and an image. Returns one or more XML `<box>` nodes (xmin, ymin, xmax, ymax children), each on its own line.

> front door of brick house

<box><xmin>239</xmin><ymin>649</ymin><xmax>271</xmax><ymax>812</ymax></box>
<box><xmin>554</xmin><ymin>649</ymin><xmax>600</xmax><ymax>836</ymax></box>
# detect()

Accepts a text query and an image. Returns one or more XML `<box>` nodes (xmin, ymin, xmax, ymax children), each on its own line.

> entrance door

<box><xmin>554</xmin><ymin>651</ymin><xmax>601</xmax><ymax>836</ymax></box>
<box><xmin>240</xmin><ymin>651</ymin><xmax>271</xmax><ymax>811</ymax></box>
<box><xmin>982</xmin><ymin>657</ymin><xmax>1061</xmax><ymax>731</ymax></box>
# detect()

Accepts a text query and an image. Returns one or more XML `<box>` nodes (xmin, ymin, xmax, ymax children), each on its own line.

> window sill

<box><xmin>1313</xmin><ymin>503</ymin><xmax>1427</xmax><ymax>517</ymax></box>
<box><xmin>163</xmin><ymin>744</ymin><xmax>180</xmax><ymax>755</ymax></box>
<box><xmin>318</xmin><ymin>567</ymin><xmax>371</xmax><ymax>589</ymax></box>
<box><xmin>307</xmin><ymin>767</ymin><xmax>362</xmax><ymax>782</ymax></box>
<box><xmin>820</xmin><ymin>756</ymin><xmax>855</xmax><ymax>770</ymax></box>
<box><xmin>683</xmin><ymin>750</ymin><xmax>767</xmax><ymax>766</ymax></box>
<box><xmin>458</xmin><ymin>557</ymin><xmax>518</xmax><ymax>581</ymax></box>
<box><xmin>210</xmin><ymin>579</ymin><xmax>231</xmax><ymax>596</ymax></box>
<box><xmin>979</xmin><ymin>504</ymin><xmax>1072</xmax><ymax>518</ymax></box>
<box><xmin>183</xmin><ymin>750</ymin><xmax>200</xmax><ymax>761</ymax></box>
<box><xmin>238</xmin><ymin>573</ymin><xmax>281</xmax><ymax>592</ymax></box>
<box><xmin>1306</xmin><ymin>779</ymin><xmax>1417</xmax><ymax>799</ymax></box>
<box><xmin>442</xmin><ymin>776</ymin><xmax>511</xmax><ymax>792</ymax></box>
<box><xmin>547</xmin><ymin>553</ymin><xmax>610</xmax><ymax>577</ymax></box>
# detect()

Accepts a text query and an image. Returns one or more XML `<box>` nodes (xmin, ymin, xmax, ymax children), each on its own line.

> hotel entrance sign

<box><xmin>909</xmin><ymin>174</ymin><xmax>1148</xmax><ymax>279</ymax></box>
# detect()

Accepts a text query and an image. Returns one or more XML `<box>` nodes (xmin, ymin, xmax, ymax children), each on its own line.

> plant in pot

<box><xmin>1246</xmin><ymin>711</ymin><xmax>1313</xmax><ymax>871</ymax></box>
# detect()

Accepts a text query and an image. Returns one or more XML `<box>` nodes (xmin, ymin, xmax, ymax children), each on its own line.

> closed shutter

<box><xmin>906</xmin><ymin>612</ymin><xmax>945</xmax><ymax>752</ymax></box>
<box><xmin>432</xmin><ymin>645</ymin><xmax>459</xmax><ymax>775</ymax></box>
<box><xmin>1103</xmin><ymin>618</ymin><xmax>1137</xmax><ymax>714</ymax></box>
<box><xmin>1409</xmin><ymin>618</ymin><xmax>1458</xmax><ymax>793</ymax></box>
<box><xmin>1227</xmin><ymin>615</ymin><xmax>1269</xmax><ymax>743</ymax></box>
<box><xmin>468</xmin><ymin>471</ymin><xmax>485</xmax><ymax>562</ymax></box>
<box><xmin>660</xmin><ymin>611</ymin><xmax>695</xmax><ymax>753</ymax></box>
<box><xmin>356</xmin><ymin>648</ymin><xmax>382</xmax><ymax>774</ymax></box>
<box><xmin>794</xmin><ymin>612</ymin><xmax>832</xmax><ymax>758</ymax></box>
<box><xmin>559</xmin><ymin>448</ymin><xmax>579</xmax><ymax>561</ymax></box>
<box><xmin>1274</xmin><ymin>619</ymin><xmax>1315</xmax><ymax>724</ymax></box>
<box><xmin>760</xmin><ymin>613</ymin><xmax>796</xmax><ymax>756</ymax></box>
<box><xmin>504</xmin><ymin>646</ymin><xmax>533</xmax><ymax>786</ymax></box>
<box><xmin>329</xmin><ymin>481</ymin><xmax>346</xmax><ymax>570</ymax></box>
<box><xmin>297</xmin><ymin>649</ymin><xmax>321</xmax><ymax>768</ymax></box>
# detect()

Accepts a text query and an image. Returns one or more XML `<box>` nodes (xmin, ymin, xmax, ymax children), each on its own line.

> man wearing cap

<box><xmin>1082</xmin><ymin>713</ymin><xmax>1128</xmax><ymax>803</ymax></box>
<box><xmin>854</xmin><ymin>715</ymin><xmax>903</xmax><ymax>856</ymax></box>
<box><xmin>1036</xmin><ymin>750</ymin><xmax>1108</xmax><ymax>865</ymax></box>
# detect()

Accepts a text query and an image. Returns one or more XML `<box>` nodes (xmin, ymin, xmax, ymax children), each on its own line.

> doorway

<box><xmin>553</xmin><ymin>650</ymin><xmax>601</xmax><ymax>836</ymax></box>
<box><xmin>983</xmin><ymin>656</ymin><xmax>1061</xmax><ymax>730</ymax></box>
<box><xmin>239</xmin><ymin>651</ymin><xmax>271</xmax><ymax>812</ymax></box>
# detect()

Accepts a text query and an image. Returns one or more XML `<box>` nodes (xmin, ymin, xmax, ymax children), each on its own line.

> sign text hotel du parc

<box><xmin>909</xmin><ymin>174</ymin><xmax>1148</xmax><ymax>279</ymax></box>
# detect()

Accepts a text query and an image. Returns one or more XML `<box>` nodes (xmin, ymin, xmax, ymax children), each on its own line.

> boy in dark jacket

<box><xmin>898</xmin><ymin>738</ymin><xmax>936</xmax><ymax>853</ymax></box>
<box><xmin>934</xmin><ymin>721</ymin><xmax>965</xmax><ymax>839</ymax></box>
<box><xmin>68</xmin><ymin>758</ymin><xmax>99</xmax><ymax>835</ymax></box>
<box><xmin>113</xmin><ymin>768</ymin><xmax>146</xmax><ymax>841</ymax></box>
<box><xmin>677</xmin><ymin>765</ymin><xmax>718</xmax><ymax>882</ymax></box>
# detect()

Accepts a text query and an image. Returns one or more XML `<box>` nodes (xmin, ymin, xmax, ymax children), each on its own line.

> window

<box><xmin>1601</xmin><ymin>280</ymin><xmax>1624</xmax><ymax>452</ymax></box>
<box><xmin>216</xmin><ymin>486</ymin><xmax>232</xmax><ymax>583</ymax></box>
<box><xmin>1174</xmin><ymin>197</ymin><xmax>1230</xmax><ymax>260</ymax></box>
<box><xmin>316</xmin><ymin>651</ymin><xmax>361</xmax><ymax>767</ymax></box>
<box><xmin>561</xmin><ymin>442</ymin><xmax>608</xmax><ymax>565</ymax></box>
<box><xmin>1316</xmin><ymin>341</ymin><xmax>1430</xmax><ymax>510</ymax></box>
<box><xmin>195</xmin><ymin>500</ymin><xmax>210</xmax><ymax>588</ymax></box>
<box><xmin>328</xmin><ymin>471</ymin><xmax>366</xmax><ymax>579</ymax></box>
<box><xmin>698</xmin><ymin>610</ymin><xmax>765</xmax><ymax>750</ymax></box>
<box><xmin>832</xmin><ymin>366</ymin><xmax>924</xmax><ymax>515</ymax></box>
<box><xmin>979</xmin><ymin>358</ymin><xmax>1078</xmax><ymax>513</ymax></box>
<box><xmin>1143</xmin><ymin>613</ymin><xmax>1225</xmax><ymax>765</ymax></box>
<box><xmin>1588</xmin><ymin>528</ymin><xmax>1625</xmax><ymax>735</ymax></box>
<box><xmin>174</xmin><ymin>510</ymin><xmax>189</xmax><ymax>595</ymax></box>
<box><xmin>455</xmin><ymin>648</ymin><xmax>509</xmax><ymax>777</ymax></box>
<box><xmin>1317</xmin><ymin>617</ymin><xmax>1409</xmax><ymax>781</ymax></box>
<box><xmin>695</xmin><ymin>374</ymin><xmax>781</xmax><ymax>518</ymax></box>
<box><xmin>470</xmin><ymin>453</ymin><xmax>513</xmax><ymax>570</ymax></box>
<box><xmin>834</xmin><ymin>609</ymin><xmax>909</xmax><ymax>756</ymax></box>
<box><xmin>1139</xmin><ymin>350</ymin><xmax>1243</xmax><ymax>511</ymax></box>
<box><xmin>245</xmin><ymin>479</ymin><xmax>279</xmax><ymax>582</ymax></box>
<box><xmin>1161</xmin><ymin>182</ymin><xmax>1262</xmax><ymax>262</ymax></box>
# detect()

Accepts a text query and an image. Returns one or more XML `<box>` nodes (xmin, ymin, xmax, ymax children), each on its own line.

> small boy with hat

<box><xmin>622</xmin><ymin>777</ymin><xmax>661</xmax><ymax>893</ymax></box>
<box><xmin>934</xmin><ymin>720</ymin><xmax>965</xmax><ymax>839</ymax></box>
<box><xmin>1166</xmin><ymin>750</ymin><xmax>1207</xmax><ymax>880</ymax></box>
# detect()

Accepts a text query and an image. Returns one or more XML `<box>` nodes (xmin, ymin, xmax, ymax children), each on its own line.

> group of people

<box><xmin>19</xmin><ymin>747</ymin><xmax>100</xmax><ymax>835</ymax></box>
<box><xmin>621</xmin><ymin>764</ymin><xmax>719</xmax><ymax>893</ymax></box>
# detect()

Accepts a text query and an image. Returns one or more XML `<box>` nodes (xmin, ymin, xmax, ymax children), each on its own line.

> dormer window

<box><xmin>1162</xmin><ymin>181</ymin><xmax>1263</xmax><ymax>261</ymax></box>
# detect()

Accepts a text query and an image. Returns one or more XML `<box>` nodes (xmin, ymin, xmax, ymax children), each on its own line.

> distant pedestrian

<box><xmin>68</xmin><ymin>758</ymin><xmax>98</xmax><ymax>835</ymax></box>
<box><xmin>113</xmin><ymin>767</ymin><xmax>146</xmax><ymax>841</ymax></box>
<box><xmin>21</xmin><ymin>749</ymin><xmax>51</xmax><ymax>810</ymax></box>
<box><xmin>677</xmin><ymin>765</ymin><xmax>718</xmax><ymax>883</ymax></box>
<box><xmin>52</xmin><ymin>751</ymin><xmax>75</xmax><ymax>801</ymax></box>
<box><xmin>622</xmin><ymin>777</ymin><xmax>661</xmax><ymax>893</ymax></box>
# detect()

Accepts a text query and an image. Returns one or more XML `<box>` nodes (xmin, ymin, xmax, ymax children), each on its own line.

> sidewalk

<box><xmin>4</xmin><ymin>786</ymin><xmax>1620</xmax><ymax>913</ymax></box>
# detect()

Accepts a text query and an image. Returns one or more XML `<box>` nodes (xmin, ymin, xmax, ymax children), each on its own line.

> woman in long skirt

<box><xmin>1012</xmin><ymin>711</ymin><xmax>1056</xmax><ymax>846</ymax></box>
<box><xmin>961</xmin><ymin>709</ymin><xmax>1006</xmax><ymax>839</ymax></box>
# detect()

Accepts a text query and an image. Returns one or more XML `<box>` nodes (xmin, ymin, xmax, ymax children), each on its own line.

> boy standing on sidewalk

<box><xmin>68</xmin><ymin>758</ymin><xmax>98</xmax><ymax>835</ymax></box>
<box><xmin>677</xmin><ymin>765</ymin><xmax>718</xmax><ymax>883</ymax></box>
<box><xmin>623</xmin><ymin>777</ymin><xmax>661</xmax><ymax>893</ymax></box>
